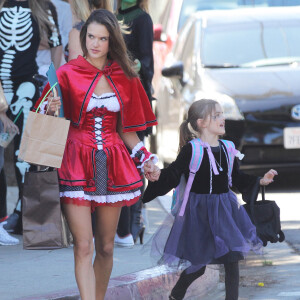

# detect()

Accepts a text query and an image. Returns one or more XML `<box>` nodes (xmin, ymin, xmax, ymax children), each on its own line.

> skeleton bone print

<box><xmin>0</xmin><ymin>1</ymin><xmax>61</xmax><ymax>189</ymax></box>
<box><xmin>0</xmin><ymin>6</ymin><xmax>33</xmax><ymax>104</ymax></box>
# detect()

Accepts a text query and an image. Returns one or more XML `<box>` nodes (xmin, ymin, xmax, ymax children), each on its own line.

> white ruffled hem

<box><xmin>60</xmin><ymin>190</ymin><xmax>141</xmax><ymax>203</ymax></box>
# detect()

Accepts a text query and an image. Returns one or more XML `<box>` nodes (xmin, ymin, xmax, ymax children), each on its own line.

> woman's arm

<box><xmin>117</xmin><ymin>114</ymin><xmax>158</xmax><ymax>176</ymax></box>
<box><xmin>50</xmin><ymin>45</ymin><xmax>63</xmax><ymax>70</ymax></box>
<box><xmin>68</xmin><ymin>29</ymin><xmax>82</xmax><ymax>61</ymax></box>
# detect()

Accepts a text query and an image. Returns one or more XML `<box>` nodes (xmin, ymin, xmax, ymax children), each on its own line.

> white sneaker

<box><xmin>114</xmin><ymin>233</ymin><xmax>134</xmax><ymax>248</ymax></box>
<box><xmin>0</xmin><ymin>223</ymin><xmax>19</xmax><ymax>246</ymax></box>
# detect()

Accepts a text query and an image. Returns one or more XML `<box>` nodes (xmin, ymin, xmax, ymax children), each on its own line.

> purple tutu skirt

<box><xmin>151</xmin><ymin>191</ymin><xmax>262</xmax><ymax>273</ymax></box>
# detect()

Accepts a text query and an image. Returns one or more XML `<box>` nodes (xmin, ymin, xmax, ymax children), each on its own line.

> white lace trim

<box><xmin>60</xmin><ymin>190</ymin><xmax>141</xmax><ymax>203</ymax></box>
<box><xmin>87</xmin><ymin>93</ymin><xmax>120</xmax><ymax>112</ymax></box>
<box><xmin>130</xmin><ymin>141</ymin><xmax>144</xmax><ymax>158</ymax></box>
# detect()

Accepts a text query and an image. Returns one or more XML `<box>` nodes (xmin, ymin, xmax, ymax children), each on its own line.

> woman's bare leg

<box><xmin>93</xmin><ymin>206</ymin><xmax>121</xmax><ymax>300</ymax></box>
<box><xmin>63</xmin><ymin>204</ymin><xmax>95</xmax><ymax>300</ymax></box>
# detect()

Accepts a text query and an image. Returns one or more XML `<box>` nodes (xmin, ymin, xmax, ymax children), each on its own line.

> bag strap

<box><xmin>35</xmin><ymin>82</ymin><xmax>58</xmax><ymax>113</ymax></box>
<box><xmin>178</xmin><ymin>139</ymin><xmax>203</xmax><ymax>216</ymax></box>
<box><xmin>220</xmin><ymin>139</ymin><xmax>244</xmax><ymax>187</ymax></box>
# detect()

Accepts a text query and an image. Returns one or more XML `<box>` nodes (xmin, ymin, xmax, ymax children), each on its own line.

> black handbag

<box><xmin>243</xmin><ymin>185</ymin><xmax>285</xmax><ymax>247</ymax></box>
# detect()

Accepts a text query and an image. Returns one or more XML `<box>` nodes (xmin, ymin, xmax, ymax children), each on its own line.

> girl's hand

<box><xmin>144</xmin><ymin>159</ymin><xmax>155</xmax><ymax>173</ymax></box>
<box><xmin>145</xmin><ymin>165</ymin><xmax>161</xmax><ymax>182</ymax></box>
<box><xmin>0</xmin><ymin>112</ymin><xmax>19</xmax><ymax>134</ymax></box>
<box><xmin>260</xmin><ymin>169</ymin><xmax>278</xmax><ymax>185</ymax></box>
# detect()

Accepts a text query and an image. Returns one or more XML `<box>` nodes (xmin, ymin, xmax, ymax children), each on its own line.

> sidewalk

<box><xmin>0</xmin><ymin>188</ymin><xmax>218</xmax><ymax>300</ymax></box>
<box><xmin>201</xmin><ymin>232</ymin><xmax>300</xmax><ymax>299</ymax></box>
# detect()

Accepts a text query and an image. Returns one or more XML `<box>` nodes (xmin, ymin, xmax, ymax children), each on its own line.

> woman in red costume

<box><xmin>34</xmin><ymin>9</ymin><xmax>158</xmax><ymax>300</ymax></box>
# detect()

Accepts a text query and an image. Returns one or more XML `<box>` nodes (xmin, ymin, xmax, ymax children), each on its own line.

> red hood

<box><xmin>34</xmin><ymin>56</ymin><xmax>157</xmax><ymax>132</ymax></box>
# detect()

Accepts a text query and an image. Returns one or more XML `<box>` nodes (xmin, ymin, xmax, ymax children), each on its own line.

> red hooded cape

<box><xmin>34</xmin><ymin>56</ymin><xmax>157</xmax><ymax>131</ymax></box>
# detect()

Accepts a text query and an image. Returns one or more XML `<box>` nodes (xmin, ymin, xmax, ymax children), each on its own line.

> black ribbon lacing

<box><xmin>91</xmin><ymin>110</ymin><xmax>107</xmax><ymax>146</ymax></box>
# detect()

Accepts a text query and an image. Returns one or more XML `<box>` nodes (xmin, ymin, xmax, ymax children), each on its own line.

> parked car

<box><xmin>154</xmin><ymin>6</ymin><xmax>300</xmax><ymax>171</ymax></box>
<box><xmin>152</xmin><ymin>0</ymin><xmax>300</xmax><ymax>94</ymax></box>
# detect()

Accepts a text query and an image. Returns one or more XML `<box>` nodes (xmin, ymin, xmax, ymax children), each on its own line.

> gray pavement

<box><xmin>0</xmin><ymin>187</ymin><xmax>165</xmax><ymax>299</ymax></box>
<box><xmin>2</xmin><ymin>186</ymin><xmax>300</xmax><ymax>299</ymax></box>
<box><xmin>0</xmin><ymin>188</ymin><xmax>218</xmax><ymax>300</ymax></box>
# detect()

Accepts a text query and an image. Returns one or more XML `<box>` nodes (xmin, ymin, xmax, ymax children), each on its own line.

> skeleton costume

<box><xmin>0</xmin><ymin>0</ymin><xmax>62</xmax><ymax>205</ymax></box>
<box><xmin>34</xmin><ymin>56</ymin><xmax>157</xmax><ymax>211</ymax></box>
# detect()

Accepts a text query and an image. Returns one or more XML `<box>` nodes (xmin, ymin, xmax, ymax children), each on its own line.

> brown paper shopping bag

<box><xmin>18</xmin><ymin>83</ymin><xmax>70</xmax><ymax>168</ymax></box>
<box><xmin>22</xmin><ymin>169</ymin><xmax>72</xmax><ymax>250</ymax></box>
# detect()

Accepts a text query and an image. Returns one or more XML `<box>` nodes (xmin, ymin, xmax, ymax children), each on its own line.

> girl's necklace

<box><xmin>215</xmin><ymin>145</ymin><xmax>223</xmax><ymax>172</ymax></box>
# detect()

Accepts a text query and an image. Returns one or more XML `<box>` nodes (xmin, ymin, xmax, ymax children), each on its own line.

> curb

<box><xmin>16</xmin><ymin>196</ymin><xmax>219</xmax><ymax>300</ymax></box>
<box><xmin>18</xmin><ymin>265</ymin><xmax>219</xmax><ymax>300</ymax></box>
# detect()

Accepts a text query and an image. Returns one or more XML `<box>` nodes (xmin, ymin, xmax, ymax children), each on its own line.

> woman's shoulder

<box><xmin>135</xmin><ymin>10</ymin><xmax>153</xmax><ymax>25</ymax></box>
<box><xmin>72</xmin><ymin>20</ymin><xmax>84</xmax><ymax>31</ymax></box>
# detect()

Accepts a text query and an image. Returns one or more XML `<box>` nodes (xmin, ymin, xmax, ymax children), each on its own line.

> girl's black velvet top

<box><xmin>143</xmin><ymin>142</ymin><xmax>259</xmax><ymax>203</ymax></box>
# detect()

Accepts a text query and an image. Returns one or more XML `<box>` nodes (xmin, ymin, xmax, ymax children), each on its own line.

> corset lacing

<box><xmin>90</xmin><ymin>106</ymin><xmax>107</xmax><ymax>149</ymax></box>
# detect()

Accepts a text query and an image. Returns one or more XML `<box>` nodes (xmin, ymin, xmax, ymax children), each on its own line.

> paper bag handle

<box><xmin>35</xmin><ymin>82</ymin><xmax>58</xmax><ymax>114</ymax></box>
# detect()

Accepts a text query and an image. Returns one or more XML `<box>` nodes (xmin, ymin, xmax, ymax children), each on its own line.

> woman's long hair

<box><xmin>179</xmin><ymin>99</ymin><xmax>218</xmax><ymax>150</ymax></box>
<box><xmin>117</xmin><ymin>0</ymin><xmax>149</xmax><ymax>13</ymax></box>
<box><xmin>80</xmin><ymin>9</ymin><xmax>136</xmax><ymax>78</ymax></box>
<box><xmin>0</xmin><ymin>0</ymin><xmax>54</xmax><ymax>39</ymax></box>
<box><xmin>71</xmin><ymin>0</ymin><xmax>112</xmax><ymax>22</ymax></box>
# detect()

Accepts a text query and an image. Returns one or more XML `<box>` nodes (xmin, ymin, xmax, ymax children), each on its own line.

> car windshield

<box><xmin>178</xmin><ymin>0</ymin><xmax>300</xmax><ymax>32</ymax></box>
<box><xmin>201</xmin><ymin>20</ymin><xmax>300</xmax><ymax>67</ymax></box>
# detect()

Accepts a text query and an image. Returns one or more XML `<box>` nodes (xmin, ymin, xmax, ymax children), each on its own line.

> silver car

<box><xmin>154</xmin><ymin>6</ymin><xmax>300</xmax><ymax>171</ymax></box>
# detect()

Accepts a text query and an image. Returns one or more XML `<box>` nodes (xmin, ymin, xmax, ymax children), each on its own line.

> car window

<box><xmin>178</xmin><ymin>0</ymin><xmax>300</xmax><ymax>32</ymax></box>
<box><xmin>201</xmin><ymin>20</ymin><xmax>300</xmax><ymax>66</ymax></box>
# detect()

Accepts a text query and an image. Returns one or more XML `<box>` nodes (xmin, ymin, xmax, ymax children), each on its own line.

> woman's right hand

<box><xmin>46</xmin><ymin>92</ymin><xmax>61</xmax><ymax>116</ymax></box>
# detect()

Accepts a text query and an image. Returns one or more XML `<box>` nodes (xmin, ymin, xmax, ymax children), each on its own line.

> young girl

<box><xmin>143</xmin><ymin>99</ymin><xmax>277</xmax><ymax>300</ymax></box>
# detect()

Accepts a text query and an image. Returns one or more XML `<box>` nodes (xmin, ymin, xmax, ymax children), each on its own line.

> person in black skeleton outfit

<box><xmin>0</xmin><ymin>0</ymin><xmax>62</xmax><ymax>233</ymax></box>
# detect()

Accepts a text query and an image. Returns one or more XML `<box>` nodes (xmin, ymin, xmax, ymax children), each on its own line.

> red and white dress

<box><xmin>34</xmin><ymin>56</ymin><xmax>157</xmax><ymax>211</ymax></box>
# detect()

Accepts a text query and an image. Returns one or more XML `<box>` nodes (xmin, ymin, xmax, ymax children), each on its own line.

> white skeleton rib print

<box><xmin>0</xmin><ymin>6</ymin><xmax>32</xmax><ymax>104</ymax></box>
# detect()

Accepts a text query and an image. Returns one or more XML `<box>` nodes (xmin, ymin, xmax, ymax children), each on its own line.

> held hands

<box><xmin>144</xmin><ymin>159</ymin><xmax>161</xmax><ymax>182</ymax></box>
<box><xmin>260</xmin><ymin>169</ymin><xmax>278</xmax><ymax>186</ymax></box>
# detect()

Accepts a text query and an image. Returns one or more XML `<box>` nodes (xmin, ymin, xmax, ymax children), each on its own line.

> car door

<box><xmin>157</xmin><ymin>20</ymin><xmax>198</xmax><ymax>163</ymax></box>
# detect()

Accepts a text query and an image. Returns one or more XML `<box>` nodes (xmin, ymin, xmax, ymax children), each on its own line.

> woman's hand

<box><xmin>0</xmin><ymin>112</ymin><xmax>19</xmax><ymax>134</ymax></box>
<box><xmin>145</xmin><ymin>165</ymin><xmax>161</xmax><ymax>182</ymax></box>
<box><xmin>46</xmin><ymin>89</ymin><xmax>61</xmax><ymax>116</ymax></box>
<box><xmin>144</xmin><ymin>160</ymin><xmax>161</xmax><ymax>182</ymax></box>
<box><xmin>260</xmin><ymin>169</ymin><xmax>278</xmax><ymax>185</ymax></box>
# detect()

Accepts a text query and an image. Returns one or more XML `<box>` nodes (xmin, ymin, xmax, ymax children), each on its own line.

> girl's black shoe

<box><xmin>134</xmin><ymin>226</ymin><xmax>145</xmax><ymax>244</ymax></box>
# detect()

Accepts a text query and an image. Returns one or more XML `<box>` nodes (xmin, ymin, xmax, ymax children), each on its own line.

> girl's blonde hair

<box><xmin>117</xmin><ymin>0</ymin><xmax>149</xmax><ymax>13</ymax></box>
<box><xmin>71</xmin><ymin>0</ymin><xmax>112</xmax><ymax>22</ymax></box>
<box><xmin>0</xmin><ymin>0</ymin><xmax>54</xmax><ymax>40</ymax></box>
<box><xmin>179</xmin><ymin>99</ymin><xmax>219</xmax><ymax>150</ymax></box>
<box><xmin>80</xmin><ymin>9</ymin><xmax>137</xmax><ymax>78</ymax></box>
